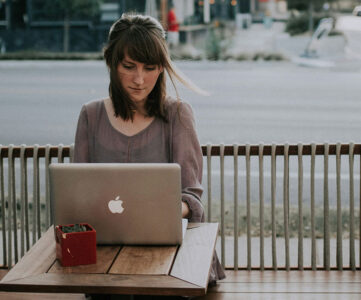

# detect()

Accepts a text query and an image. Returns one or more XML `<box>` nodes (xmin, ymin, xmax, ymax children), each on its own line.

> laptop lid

<box><xmin>50</xmin><ymin>163</ymin><xmax>183</xmax><ymax>245</ymax></box>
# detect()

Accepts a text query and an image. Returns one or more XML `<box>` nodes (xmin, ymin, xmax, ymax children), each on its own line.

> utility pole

<box><xmin>63</xmin><ymin>7</ymin><xmax>70</xmax><ymax>52</ymax></box>
<box><xmin>160</xmin><ymin>0</ymin><xmax>167</xmax><ymax>29</ymax></box>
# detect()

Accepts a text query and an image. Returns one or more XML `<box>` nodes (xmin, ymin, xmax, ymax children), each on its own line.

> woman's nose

<box><xmin>133</xmin><ymin>69</ymin><xmax>145</xmax><ymax>85</ymax></box>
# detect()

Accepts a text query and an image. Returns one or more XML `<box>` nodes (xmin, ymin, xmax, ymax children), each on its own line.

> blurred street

<box><xmin>1</xmin><ymin>59</ymin><xmax>361</xmax><ymax>146</ymax></box>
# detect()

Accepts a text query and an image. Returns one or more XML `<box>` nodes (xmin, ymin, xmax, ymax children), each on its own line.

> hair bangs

<box><xmin>123</xmin><ymin>27</ymin><xmax>165</xmax><ymax>66</ymax></box>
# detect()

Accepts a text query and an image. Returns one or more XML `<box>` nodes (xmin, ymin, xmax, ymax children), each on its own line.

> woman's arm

<box><xmin>182</xmin><ymin>201</ymin><xmax>190</xmax><ymax>218</ymax></box>
<box><xmin>73</xmin><ymin>105</ymin><xmax>90</xmax><ymax>163</ymax></box>
<box><xmin>172</xmin><ymin>101</ymin><xmax>204</xmax><ymax>222</ymax></box>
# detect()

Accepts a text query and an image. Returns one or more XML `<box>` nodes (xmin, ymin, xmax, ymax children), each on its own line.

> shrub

<box><xmin>205</xmin><ymin>27</ymin><xmax>222</xmax><ymax>61</ymax></box>
<box><xmin>285</xmin><ymin>13</ymin><xmax>334</xmax><ymax>36</ymax></box>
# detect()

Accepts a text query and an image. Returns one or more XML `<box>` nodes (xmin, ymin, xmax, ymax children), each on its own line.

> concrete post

<box><xmin>250</xmin><ymin>0</ymin><xmax>256</xmax><ymax>14</ymax></box>
<box><xmin>204</xmin><ymin>0</ymin><xmax>210</xmax><ymax>23</ymax></box>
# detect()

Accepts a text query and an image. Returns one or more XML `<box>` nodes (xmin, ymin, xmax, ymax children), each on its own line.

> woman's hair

<box><xmin>103</xmin><ymin>14</ymin><xmax>204</xmax><ymax>122</ymax></box>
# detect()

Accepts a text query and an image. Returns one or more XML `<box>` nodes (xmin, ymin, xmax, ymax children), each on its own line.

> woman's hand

<box><xmin>182</xmin><ymin>201</ymin><xmax>190</xmax><ymax>218</ymax></box>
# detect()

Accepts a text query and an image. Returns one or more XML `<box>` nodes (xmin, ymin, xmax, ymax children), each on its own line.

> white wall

<box><xmin>174</xmin><ymin>0</ymin><xmax>194</xmax><ymax>23</ymax></box>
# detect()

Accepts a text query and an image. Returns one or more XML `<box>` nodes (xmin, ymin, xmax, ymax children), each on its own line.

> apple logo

<box><xmin>108</xmin><ymin>196</ymin><xmax>124</xmax><ymax>214</ymax></box>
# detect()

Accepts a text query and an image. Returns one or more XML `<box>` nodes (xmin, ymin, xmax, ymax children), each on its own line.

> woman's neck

<box><xmin>132</xmin><ymin>101</ymin><xmax>148</xmax><ymax>118</ymax></box>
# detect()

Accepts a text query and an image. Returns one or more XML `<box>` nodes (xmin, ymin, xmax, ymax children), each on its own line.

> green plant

<box><xmin>61</xmin><ymin>224</ymin><xmax>88</xmax><ymax>233</ymax></box>
<box><xmin>206</xmin><ymin>27</ymin><xmax>222</xmax><ymax>61</ymax></box>
<box><xmin>285</xmin><ymin>13</ymin><xmax>333</xmax><ymax>36</ymax></box>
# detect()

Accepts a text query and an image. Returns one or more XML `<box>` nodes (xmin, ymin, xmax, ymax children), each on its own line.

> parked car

<box><xmin>353</xmin><ymin>6</ymin><xmax>361</xmax><ymax>17</ymax></box>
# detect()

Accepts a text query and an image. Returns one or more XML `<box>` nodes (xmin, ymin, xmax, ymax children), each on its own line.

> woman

<box><xmin>74</xmin><ymin>14</ymin><xmax>225</xmax><ymax>285</ymax></box>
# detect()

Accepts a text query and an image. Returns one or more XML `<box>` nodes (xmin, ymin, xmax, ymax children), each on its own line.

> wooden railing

<box><xmin>0</xmin><ymin>143</ymin><xmax>360</xmax><ymax>270</ymax></box>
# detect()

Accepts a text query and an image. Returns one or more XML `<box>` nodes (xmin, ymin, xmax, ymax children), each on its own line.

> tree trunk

<box><xmin>5</xmin><ymin>0</ymin><xmax>11</xmax><ymax>30</ymax></box>
<box><xmin>63</xmin><ymin>9</ymin><xmax>70</xmax><ymax>53</ymax></box>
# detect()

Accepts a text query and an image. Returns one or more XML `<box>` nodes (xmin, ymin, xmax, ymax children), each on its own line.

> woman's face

<box><xmin>117</xmin><ymin>54</ymin><xmax>163</xmax><ymax>106</ymax></box>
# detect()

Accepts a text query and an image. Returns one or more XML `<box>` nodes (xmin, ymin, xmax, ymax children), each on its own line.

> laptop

<box><xmin>49</xmin><ymin>163</ymin><xmax>187</xmax><ymax>245</ymax></box>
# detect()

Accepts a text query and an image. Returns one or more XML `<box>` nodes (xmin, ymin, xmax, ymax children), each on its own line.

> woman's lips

<box><xmin>129</xmin><ymin>87</ymin><xmax>144</xmax><ymax>91</ymax></box>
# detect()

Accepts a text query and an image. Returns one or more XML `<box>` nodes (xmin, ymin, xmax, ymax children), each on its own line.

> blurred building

<box><xmin>0</xmin><ymin>0</ymin><xmax>358</xmax><ymax>52</ymax></box>
<box><xmin>0</xmin><ymin>0</ymin><xmax>284</xmax><ymax>52</ymax></box>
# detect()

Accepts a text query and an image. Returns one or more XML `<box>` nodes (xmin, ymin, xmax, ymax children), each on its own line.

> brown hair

<box><xmin>104</xmin><ymin>14</ymin><xmax>168</xmax><ymax>122</ymax></box>
<box><xmin>103</xmin><ymin>14</ymin><xmax>205</xmax><ymax>122</ymax></box>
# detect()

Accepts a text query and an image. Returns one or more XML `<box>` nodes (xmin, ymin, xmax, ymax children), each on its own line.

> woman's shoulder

<box><xmin>79</xmin><ymin>99</ymin><xmax>107</xmax><ymax>120</ymax></box>
<box><xmin>164</xmin><ymin>96</ymin><xmax>196</xmax><ymax>131</ymax></box>
<box><xmin>82</xmin><ymin>99</ymin><xmax>105</xmax><ymax>112</ymax></box>
<box><xmin>164</xmin><ymin>96</ymin><xmax>194</xmax><ymax>117</ymax></box>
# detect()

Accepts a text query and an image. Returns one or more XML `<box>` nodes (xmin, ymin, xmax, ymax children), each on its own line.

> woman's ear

<box><xmin>159</xmin><ymin>66</ymin><xmax>164</xmax><ymax>73</ymax></box>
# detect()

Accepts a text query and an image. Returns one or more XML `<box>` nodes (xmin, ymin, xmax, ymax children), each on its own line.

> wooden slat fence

<box><xmin>0</xmin><ymin>143</ymin><xmax>360</xmax><ymax>271</ymax></box>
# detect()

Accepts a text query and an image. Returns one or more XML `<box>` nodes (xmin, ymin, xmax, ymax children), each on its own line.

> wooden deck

<box><xmin>199</xmin><ymin>270</ymin><xmax>361</xmax><ymax>299</ymax></box>
<box><xmin>0</xmin><ymin>269</ymin><xmax>360</xmax><ymax>299</ymax></box>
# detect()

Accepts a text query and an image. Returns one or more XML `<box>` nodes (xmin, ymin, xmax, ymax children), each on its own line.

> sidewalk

<box><xmin>224</xmin><ymin>22</ymin><xmax>286</xmax><ymax>57</ymax></box>
<box><xmin>224</xmin><ymin>21</ymin><xmax>347</xmax><ymax>61</ymax></box>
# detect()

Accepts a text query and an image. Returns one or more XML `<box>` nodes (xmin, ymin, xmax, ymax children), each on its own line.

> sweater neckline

<box><xmin>101</xmin><ymin>100</ymin><xmax>157</xmax><ymax>138</ymax></box>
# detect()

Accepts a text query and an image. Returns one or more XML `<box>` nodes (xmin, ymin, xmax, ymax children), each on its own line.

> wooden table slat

<box><xmin>0</xmin><ymin>273</ymin><xmax>203</xmax><ymax>296</ymax></box>
<box><xmin>0</xmin><ymin>292</ymin><xmax>86</xmax><ymax>300</ymax></box>
<box><xmin>109</xmin><ymin>246</ymin><xmax>178</xmax><ymax>275</ymax></box>
<box><xmin>1</xmin><ymin>227</ymin><xmax>56</xmax><ymax>283</ymax></box>
<box><xmin>170</xmin><ymin>223</ymin><xmax>219</xmax><ymax>288</ymax></box>
<box><xmin>48</xmin><ymin>246</ymin><xmax>120</xmax><ymax>274</ymax></box>
<box><xmin>0</xmin><ymin>270</ymin><xmax>8</xmax><ymax>281</ymax></box>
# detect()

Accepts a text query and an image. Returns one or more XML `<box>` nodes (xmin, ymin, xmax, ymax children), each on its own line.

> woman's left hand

<box><xmin>182</xmin><ymin>201</ymin><xmax>190</xmax><ymax>218</ymax></box>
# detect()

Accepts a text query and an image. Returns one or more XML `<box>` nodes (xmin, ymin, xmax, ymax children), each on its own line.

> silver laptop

<box><xmin>50</xmin><ymin>163</ymin><xmax>187</xmax><ymax>245</ymax></box>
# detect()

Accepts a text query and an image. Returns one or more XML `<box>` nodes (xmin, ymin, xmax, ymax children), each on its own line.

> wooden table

<box><xmin>0</xmin><ymin>223</ymin><xmax>218</xmax><ymax>297</ymax></box>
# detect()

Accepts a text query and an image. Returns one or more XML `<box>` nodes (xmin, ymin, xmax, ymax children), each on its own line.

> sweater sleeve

<box><xmin>73</xmin><ymin>105</ymin><xmax>90</xmax><ymax>163</ymax></box>
<box><xmin>172</xmin><ymin>101</ymin><xmax>204</xmax><ymax>222</ymax></box>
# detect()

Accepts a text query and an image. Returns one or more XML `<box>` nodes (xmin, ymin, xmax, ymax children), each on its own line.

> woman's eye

<box><xmin>122</xmin><ymin>64</ymin><xmax>133</xmax><ymax>69</ymax></box>
<box><xmin>145</xmin><ymin>66</ymin><xmax>156</xmax><ymax>71</ymax></box>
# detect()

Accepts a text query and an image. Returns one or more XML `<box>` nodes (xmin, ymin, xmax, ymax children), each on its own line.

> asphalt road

<box><xmin>1</xmin><ymin>60</ymin><xmax>361</xmax><ymax>145</ymax></box>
